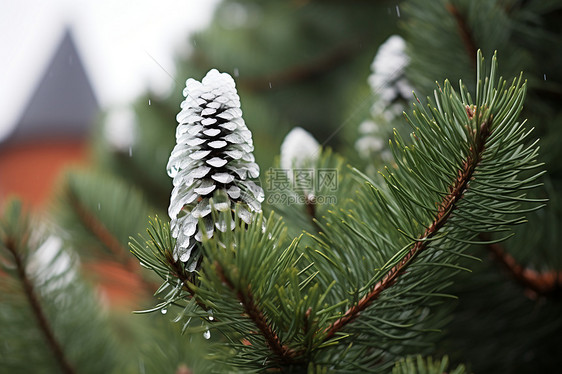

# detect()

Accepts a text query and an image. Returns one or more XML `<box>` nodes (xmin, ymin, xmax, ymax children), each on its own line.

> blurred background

<box><xmin>0</xmin><ymin>0</ymin><xmax>219</xmax><ymax>208</ymax></box>
<box><xmin>0</xmin><ymin>0</ymin><xmax>408</xmax><ymax>325</ymax></box>
<box><xmin>1</xmin><ymin>1</ymin><xmax>561</xmax><ymax>372</ymax></box>
<box><xmin>0</xmin><ymin>0</ymin><xmax>406</xmax><ymax>211</ymax></box>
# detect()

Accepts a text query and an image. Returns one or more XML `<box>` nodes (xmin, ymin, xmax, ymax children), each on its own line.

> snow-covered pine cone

<box><xmin>167</xmin><ymin>69</ymin><xmax>264</xmax><ymax>269</ymax></box>
<box><xmin>356</xmin><ymin>35</ymin><xmax>414</xmax><ymax>160</ymax></box>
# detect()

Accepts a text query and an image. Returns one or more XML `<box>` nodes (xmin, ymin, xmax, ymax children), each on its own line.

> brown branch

<box><xmin>167</xmin><ymin>253</ymin><xmax>209</xmax><ymax>311</ymax></box>
<box><xmin>67</xmin><ymin>188</ymin><xmax>160</xmax><ymax>298</ymax></box>
<box><xmin>214</xmin><ymin>261</ymin><xmax>296</xmax><ymax>363</ymax></box>
<box><xmin>482</xmin><ymin>236</ymin><xmax>562</xmax><ymax>297</ymax></box>
<box><xmin>446</xmin><ymin>2</ymin><xmax>478</xmax><ymax>67</ymax></box>
<box><xmin>67</xmin><ymin>188</ymin><xmax>133</xmax><ymax>268</ymax></box>
<box><xmin>324</xmin><ymin>117</ymin><xmax>491</xmax><ymax>340</ymax></box>
<box><xmin>234</xmin><ymin>40</ymin><xmax>361</xmax><ymax>92</ymax></box>
<box><xmin>242</xmin><ymin>43</ymin><xmax>356</xmax><ymax>91</ymax></box>
<box><xmin>4</xmin><ymin>236</ymin><xmax>76</xmax><ymax>374</ymax></box>
<box><xmin>305</xmin><ymin>194</ymin><xmax>323</xmax><ymax>233</ymax></box>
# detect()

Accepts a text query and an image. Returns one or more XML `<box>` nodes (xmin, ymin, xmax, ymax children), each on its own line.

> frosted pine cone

<box><xmin>280</xmin><ymin>127</ymin><xmax>320</xmax><ymax>171</ymax></box>
<box><xmin>367</xmin><ymin>35</ymin><xmax>413</xmax><ymax>105</ymax></box>
<box><xmin>356</xmin><ymin>35</ymin><xmax>414</xmax><ymax>161</ymax></box>
<box><xmin>167</xmin><ymin>69</ymin><xmax>264</xmax><ymax>269</ymax></box>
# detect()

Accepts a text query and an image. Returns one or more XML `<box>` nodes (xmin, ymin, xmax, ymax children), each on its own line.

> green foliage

<box><xmin>130</xmin><ymin>215</ymin><xmax>181</xmax><ymax>285</ymax></box>
<box><xmin>0</xmin><ymin>200</ymin><xmax>119</xmax><ymax>373</ymax></box>
<box><xmin>92</xmin><ymin>97</ymin><xmax>177</xmax><ymax>209</ymax></box>
<box><xmin>392</xmin><ymin>355</ymin><xmax>467</xmax><ymax>374</ymax></box>
<box><xmin>1</xmin><ymin>200</ymin><xmax>210</xmax><ymax>374</ymax></box>
<box><xmin>404</xmin><ymin>0</ymin><xmax>526</xmax><ymax>93</ymax></box>
<box><xmin>176</xmin><ymin>0</ymin><xmax>401</xmax><ymax>165</ymax></box>
<box><xmin>122</xmin><ymin>312</ymin><xmax>216</xmax><ymax>374</ymax></box>
<box><xmin>2</xmin><ymin>1</ymin><xmax>561</xmax><ymax>372</ymax></box>
<box><xmin>267</xmin><ymin>149</ymin><xmax>359</xmax><ymax>238</ymax></box>
<box><xmin>131</xmin><ymin>52</ymin><xmax>545</xmax><ymax>372</ymax></box>
<box><xmin>403</xmin><ymin>0</ymin><xmax>562</xmax><ymax>173</ymax></box>
<box><xmin>54</xmin><ymin>170</ymin><xmax>154</xmax><ymax>263</ymax></box>
<box><xmin>299</xmin><ymin>51</ymin><xmax>543</xmax><ymax>371</ymax></box>
<box><xmin>402</xmin><ymin>2</ymin><xmax>562</xmax><ymax>370</ymax></box>
<box><xmin>443</xmin><ymin>256</ymin><xmax>562</xmax><ymax>372</ymax></box>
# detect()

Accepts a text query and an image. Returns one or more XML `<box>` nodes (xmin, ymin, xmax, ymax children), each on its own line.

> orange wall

<box><xmin>0</xmin><ymin>140</ymin><xmax>150</xmax><ymax>309</ymax></box>
<box><xmin>0</xmin><ymin>141</ymin><xmax>89</xmax><ymax>210</ymax></box>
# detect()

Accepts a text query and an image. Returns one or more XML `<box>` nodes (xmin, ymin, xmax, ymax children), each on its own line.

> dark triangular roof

<box><xmin>3</xmin><ymin>28</ymin><xmax>99</xmax><ymax>145</ymax></box>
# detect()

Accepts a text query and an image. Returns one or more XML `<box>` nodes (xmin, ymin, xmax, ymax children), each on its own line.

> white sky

<box><xmin>0</xmin><ymin>0</ymin><xmax>220</xmax><ymax>140</ymax></box>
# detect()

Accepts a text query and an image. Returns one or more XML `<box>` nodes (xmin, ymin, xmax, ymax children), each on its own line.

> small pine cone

<box><xmin>167</xmin><ymin>69</ymin><xmax>264</xmax><ymax>268</ymax></box>
<box><xmin>280</xmin><ymin>127</ymin><xmax>320</xmax><ymax>171</ymax></box>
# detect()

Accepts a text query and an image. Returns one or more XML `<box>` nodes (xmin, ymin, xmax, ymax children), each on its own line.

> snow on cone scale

<box><xmin>167</xmin><ymin>69</ymin><xmax>264</xmax><ymax>269</ymax></box>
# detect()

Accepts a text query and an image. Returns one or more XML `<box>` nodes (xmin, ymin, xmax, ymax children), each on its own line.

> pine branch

<box><xmin>482</xmin><ymin>234</ymin><xmax>562</xmax><ymax>297</ymax></box>
<box><xmin>3</xmin><ymin>233</ymin><xmax>76</xmax><ymax>374</ymax></box>
<box><xmin>165</xmin><ymin>247</ymin><xmax>211</xmax><ymax>312</ymax></box>
<box><xmin>392</xmin><ymin>355</ymin><xmax>467</xmax><ymax>374</ymax></box>
<box><xmin>303</xmin><ymin>53</ymin><xmax>545</xmax><ymax>370</ymax></box>
<box><xmin>325</xmin><ymin>110</ymin><xmax>490</xmax><ymax>340</ymax></box>
<box><xmin>214</xmin><ymin>261</ymin><xmax>297</xmax><ymax>363</ymax></box>
<box><xmin>446</xmin><ymin>2</ymin><xmax>477</xmax><ymax>67</ymax></box>
<box><xmin>58</xmin><ymin>171</ymin><xmax>156</xmax><ymax>281</ymax></box>
<box><xmin>134</xmin><ymin>52</ymin><xmax>545</xmax><ymax>371</ymax></box>
<box><xmin>305</xmin><ymin>196</ymin><xmax>325</xmax><ymax>234</ymax></box>
<box><xmin>168</xmin><ymin>255</ymin><xmax>197</xmax><ymax>299</ymax></box>
<box><xmin>190</xmin><ymin>36</ymin><xmax>363</xmax><ymax>92</ymax></box>
<box><xmin>67</xmin><ymin>187</ymin><xmax>132</xmax><ymax>266</ymax></box>
<box><xmin>130</xmin><ymin>217</ymin><xmax>211</xmax><ymax>312</ymax></box>
<box><xmin>270</xmin><ymin>149</ymin><xmax>348</xmax><ymax>238</ymax></box>
<box><xmin>239</xmin><ymin>40</ymin><xmax>360</xmax><ymax>91</ymax></box>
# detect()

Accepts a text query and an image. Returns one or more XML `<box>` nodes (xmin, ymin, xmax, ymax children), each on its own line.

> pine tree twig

<box><xmin>190</xmin><ymin>37</ymin><xmax>362</xmax><ymax>92</ymax></box>
<box><xmin>446</xmin><ymin>2</ymin><xmax>478</xmax><ymax>68</ymax></box>
<box><xmin>324</xmin><ymin>119</ymin><xmax>491</xmax><ymax>340</ymax></box>
<box><xmin>305</xmin><ymin>195</ymin><xmax>323</xmax><ymax>233</ymax></box>
<box><xmin>240</xmin><ymin>42</ymin><xmax>358</xmax><ymax>91</ymax></box>
<box><xmin>67</xmin><ymin>188</ymin><xmax>134</xmax><ymax>268</ymax></box>
<box><xmin>481</xmin><ymin>234</ymin><xmax>562</xmax><ymax>297</ymax></box>
<box><xmin>167</xmin><ymin>254</ymin><xmax>210</xmax><ymax>312</ymax></box>
<box><xmin>4</xmin><ymin>235</ymin><xmax>76</xmax><ymax>374</ymax></box>
<box><xmin>214</xmin><ymin>261</ymin><xmax>297</xmax><ymax>363</ymax></box>
<box><xmin>305</xmin><ymin>195</ymin><xmax>316</xmax><ymax>220</ymax></box>
<box><xmin>67</xmin><ymin>189</ymin><xmax>160</xmax><ymax>297</ymax></box>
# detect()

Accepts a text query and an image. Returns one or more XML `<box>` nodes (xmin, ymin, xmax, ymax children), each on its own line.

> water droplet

<box><xmin>161</xmin><ymin>308</ymin><xmax>168</xmax><ymax>314</ymax></box>
<box><xmin>269</xmin><ymin>82</ymin><xmax>272</xmax><ymax>89</ymax></box>
<box><xmin>396</xmin><ymin>5</ymin><xmax>400</xmax><ymax>17</ymax></box>
<box><xmin>148</xmin><ymin>99</ymin><xmax>151</xmax><ymax>105</ymax></box>
<box><xmin>203</xmin><ymin>329</ymin><xmax>211</xmax><ymax>339</ymax></box>
<box><xmin>544</xmin><ymin>73</ymin><xmax>547</xmax><ymax>80</ymax></box>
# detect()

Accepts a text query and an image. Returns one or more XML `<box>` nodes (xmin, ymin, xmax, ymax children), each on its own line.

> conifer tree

<box><xmin>1</xmin><ymin>1</ymin><xmax>561</xmax><ymax>373</ymax></box>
